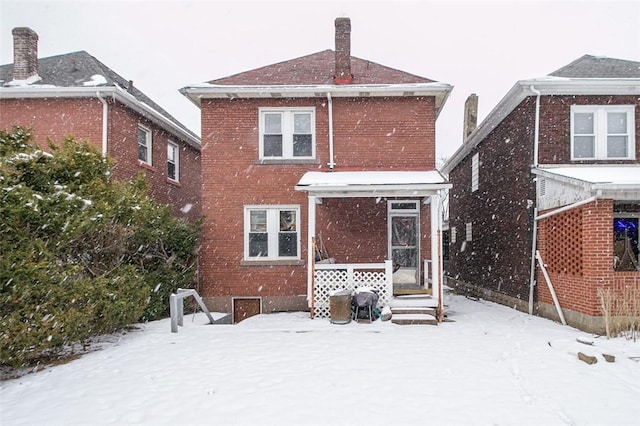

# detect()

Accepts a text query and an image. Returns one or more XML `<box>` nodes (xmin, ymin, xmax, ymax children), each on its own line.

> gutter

<box><xmin>326</xmin><ymin>92</ymin><xmax>336</xmax><ymax>170</ymax></box>
<box><xmin>535</xmin><ymin>195</ymin><xmax>599</xmax><ymax>221</ymax></box>
<box><xmin>0</xmin><ymin>86</ymin><xmax>201</xmax><ymax>149</ymax></box>
<box><xmin>96</xmin><ymin>91</ymin><xmax>108</xmax><ymax>157</ymax></box>
<box><xmin>528</xmin><ymin>85</ymin><xmax>541</xmax><ymax>315</ymax></box>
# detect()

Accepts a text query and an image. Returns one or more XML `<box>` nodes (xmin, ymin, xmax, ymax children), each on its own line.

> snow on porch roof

<box><xmin>295</xmin><ymin>170</ymin><xmax>451</xmax><ymax>197</ymax></box>
<box><xmin>533</xmin><ymin>166</ymin><xmax>640</xmax><ymax>189</ymax></box>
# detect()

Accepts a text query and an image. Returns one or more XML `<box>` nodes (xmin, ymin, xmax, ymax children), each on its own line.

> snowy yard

<box><xmin>1</xmin><ymin>292</ymin><xmax>639</xmax><ymax>426</ymax></box>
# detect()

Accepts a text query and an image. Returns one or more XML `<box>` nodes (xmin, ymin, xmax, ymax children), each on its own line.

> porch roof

<box><xmin>295</xmin><ymin>171</ymin><xmax>451</xmax><ymax>198</ymax></box>
<box><xmin>533</xmin><ymin>165</ymin><xmax>640</xmax><ymax>199</ymax></box>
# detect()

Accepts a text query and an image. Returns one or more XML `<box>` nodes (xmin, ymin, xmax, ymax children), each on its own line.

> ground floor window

<box><xmin>244</xmin><ymin>205</ymin><xmax>300</xmax><ymax>260</ymax></box>
<box><xmin>614</xmin><ymin>216</ymin><xmax>638</xmax><ymax>271</ymax></box>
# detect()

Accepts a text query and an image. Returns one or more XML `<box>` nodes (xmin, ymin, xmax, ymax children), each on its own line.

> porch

<box><xmin>296</xmin><ymin>170</ymin><xmax>451</xmax><ymax>323</ymax></box>
<box><xmin>312</xmin><ymin>259</ymin><xmax>441</xmax><ymax>323</ymax></box>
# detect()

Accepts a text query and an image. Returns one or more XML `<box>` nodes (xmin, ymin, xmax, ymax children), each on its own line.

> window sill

<box><xmin>240</xmin><ymin>260</ymin><xmax>305</xmax><ymax>267</ymax></box>
<box><xmin>166</xmin><ymin>178</ymin><xmax>182</xmax><ymax>187</ymax></box>
<box><xmin>138</xmin><ymin>160</ymin><xmax>156</xmax><ymax>172</ymax></box>
<box><xmin>255</xmin><ymin>159</ymin><xmax>320</xmax><ymax>165</ymax></box>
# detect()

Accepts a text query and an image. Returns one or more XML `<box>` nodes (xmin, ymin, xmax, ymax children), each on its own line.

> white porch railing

<box><xmin>424</xmin><ymin>259</ymin><xmax>432</xmax><ymax>290</ymax></box>
<box><xmin>312</xmin><ymin>260</ymin><xmax>393</xmax><ymax>319</ymax></box>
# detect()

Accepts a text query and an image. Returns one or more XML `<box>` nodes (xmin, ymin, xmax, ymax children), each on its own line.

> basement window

<box><xmin>614</xmin><ymin>216</ymin><xmax>639</xmax><ymax>271</ymax></box>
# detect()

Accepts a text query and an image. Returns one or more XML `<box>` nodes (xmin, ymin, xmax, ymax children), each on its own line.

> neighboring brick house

<box><xmin>0</xmin><ymin>27</ymin><xmax>201</xmax><ymax>221</ymax></box>
<box><xmin>181</xmin><ymin>18</ymin><xmax>453</xmax><ymax>322</ymax></box>
<box><xmin>442</xmin><ymin>55</ymin><xmax>640</xmax><ymax>333</ymax></box>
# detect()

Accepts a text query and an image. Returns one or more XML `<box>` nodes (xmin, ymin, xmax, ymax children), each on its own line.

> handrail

<box><xmin>169</xmin><ymin>288</ymin><xmax>215</xmax><ymax>332</ymax></box>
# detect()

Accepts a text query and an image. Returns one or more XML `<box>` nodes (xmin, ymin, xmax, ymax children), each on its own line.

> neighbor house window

<box><xmin>245</xmin><ymin>206</ymin><xmax>300</xmax><ymax>260</ymax></box>
<box><xmin>259</xmin><ymin>108</ymin><xmax>315</xmax><ymax>159</ymax></box>
<box><xmin>471</xmin><ymin>153</ymin><xmax>479</xmax><ymax>192</ymax></box>
<box><xmin>167</xmin><ymin>142</ymin><xmax>179</xmax><ymax>181</ymax></box>
<box><xmin>614</xmin><ymin>216</ymin><xmax>639</xmax><ymax>271</ymax></box>
<box><xmin>138</xmin><ymin>125</ymin><xmax>152</xmax><ymax>165</ymax></box>
<box><xmin>466</xmin><ymin>222</ymin><xmax>473</xmax><ymax>242</ymax></box>
<box><xmin>571</xmin><ymin>105</ymin><xmax>635</xmax><ymax>160</ymax></box>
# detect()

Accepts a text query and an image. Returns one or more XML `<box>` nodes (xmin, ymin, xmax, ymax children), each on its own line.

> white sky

<box><xmin>1</xmin><ymin>0</ymin><xmax>639</xmax><ymax>160</ymax></box>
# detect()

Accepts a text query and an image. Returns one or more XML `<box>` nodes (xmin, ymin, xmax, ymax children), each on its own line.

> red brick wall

<box><xmin>535</xmin><ymin>199</ymin><xmax>637</xmax><ymax>317</ymax></box>
<box><xmin>200</xmin><ymin>95</ymin><xmax>437</xmax><ymax>300</ymax></box>
<box><xmin>0</xmin><ymin>97</ymin><xmax>201</xmax><ymax>222</ymax></box>
<box><xmin>537</xmin><ymin>95</ymin><xmax>640</xmax><ymax>164</ymax></box>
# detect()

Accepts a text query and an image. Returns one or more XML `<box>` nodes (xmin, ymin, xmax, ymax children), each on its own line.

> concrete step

<box><xmin>391</xmin><ymin>306</ymin><xmax>437</xmax><ymax>316</ymax></box>
<box><xmin>391</xmin><ymin>313</ymin><xmax>438</xmax><ymax>325</ymax></box>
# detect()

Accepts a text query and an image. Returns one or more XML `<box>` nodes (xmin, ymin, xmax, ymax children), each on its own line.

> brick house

<box><xmin>442</xmin><ymin>55</ymin><xmax>640</xmax><ymax>333</ymax></box>
<box><xmin>181</xmin><ymin>18</ymin><xmax>453</xmax><ymax>322</ymax></box>
<box><xmin>0</xmin><ymin>27</ymin><xmax>201</xmax><ymax>221</ymax></box>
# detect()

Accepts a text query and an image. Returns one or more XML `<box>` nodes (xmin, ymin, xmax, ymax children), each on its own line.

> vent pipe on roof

<box><xmin>334</xmin><ymin>17</ymin><xmax>353</xmax><ymax>84</ymax></box>
<box><xmin>463</xmin><ymin>94</ymin><xmax>478</xmax><ymax>142</ymax></box>
<box><xmin>12</xmin><ymin>27</ymin><xmax>39</xmax><ymax>81</ymax></box>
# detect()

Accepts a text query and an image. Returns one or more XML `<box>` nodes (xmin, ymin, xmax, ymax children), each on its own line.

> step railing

<box><xmin>169</xmin><ymin>288</ymin><xmax>215</xmax><ymax>332</ymax></box>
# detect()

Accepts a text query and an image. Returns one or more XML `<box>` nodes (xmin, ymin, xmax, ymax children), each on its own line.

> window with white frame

<box><xmin>465</xmin><ymin>222</ymin><xmax>473</xmax><ymax>242</ymax></box>
<box><xmin>571</xmin><ymin>105</ymin><xmax>635</xmax><ymax>160</ymax></box>
<box><xmin>451</xmin><ymin>226</ymin><xmax>457</xmax><ymax>244</ymax></box>
<box><xmin>138</xmin><ymin>124</ymin><xmax>152</xmax><ymax>164</ymax></box>
<box><xmin>245</xmin><ymin>206</ymin><xmax>300</xmax><ymax>260</ymax></box>
<box><xmin>259</xmin><ymin>108</ymin><xmax>315</xmax><ymax>159</ymax></box>
<box><xmin>167</xmin><ymin>142</ymin><xmax>179</xmax><ymax>181</ymax></box>
<box><xmin>471</xmin><ymin>153</ymin><xmax>479</xmax><ymax>192</ymax></box>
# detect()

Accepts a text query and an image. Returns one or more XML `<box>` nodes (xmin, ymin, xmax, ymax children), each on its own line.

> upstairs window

<box><xmin>138</xmin><ymin>125</ymin><xmax>152</xmax><ymax>165</ymax></box>
<box><xmin>571</xmin><ymin>105</ymin><xmax>635</xmax><ymax>160</ymax></box>
<box><xmin>167</xmin><ymin>142</ymin><xmax>179</xmax><ymax>181</ymax></box>
<box><xmin>259</xmin><ymin>108</ymin><xmax>315</xmax><ymax>159</ymax></box>
<box><xmin>471</xmin><ymin>153</ymin><xmax>479</xmax><ymax>192</ymax></box>
<box><xmin>245</xmin><ymin>206</ymin><xmax>300</xmax><ymax>260</ymax></box>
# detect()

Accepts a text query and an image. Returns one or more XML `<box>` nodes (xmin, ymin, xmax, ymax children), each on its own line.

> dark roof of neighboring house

<box><xmin>0</xmin><ymin>51</ymin><xmax>199</xmax><ymax>145</ymax></box>
<box><xmin>209</xmin><ymin>50</ymin><xmax>436</xmax><ymax>85</ymax></box>
<box><xmin>549</xmin><ymin>54</ymin><xmax>640</xmax><ymax>78</ymax></box>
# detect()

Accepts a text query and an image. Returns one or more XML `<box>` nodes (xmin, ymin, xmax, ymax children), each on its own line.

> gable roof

<box><xmin>181</xmin><ymin>49</ymin><xmax>452</xmax><ymax>117</ymax></box>
<box><xmin>209</xmin><ymin>50</ymin><xmax>435</xmax><ymax>86</ymax></box>
<box><xmin>0</xmin><ymin>51</ymin><xmax>200</xmax><ymax>148</ymax></box>
<box><xmin>441</xmin><ymin>55</ymin><xmax>640</xmax><ymax>174</ymax></box>
<box><xmin>550</xmin><ymin>54</ymin><xmax>640</xmax><ymax>78</ymax></box>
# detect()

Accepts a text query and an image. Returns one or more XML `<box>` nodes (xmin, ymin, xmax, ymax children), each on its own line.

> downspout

<box><xmin>326</xmin><ymin>92</ymin><xmax>336</xmax><ymax>170</ymax></box>
<box><xmin>96</xmin><ymin>91</ymin><xmax>108</xmax><ymax>157</ymax></box>
<box><xmin>528</xmin><ymin>85</ymin><xmax>541</xmax><ymax>315</ymax></box>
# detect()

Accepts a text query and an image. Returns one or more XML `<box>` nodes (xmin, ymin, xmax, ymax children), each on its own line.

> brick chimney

<box><xmin>334</xmin><ymin>17</ymin><xmax>352</xmax><ymax>84</ymax></box>
<box><xmin>463</xmin><ymin>93</ymin><xmax>478</xmax><ymax>142</ymax></box>
<box><xmin>12</xmin><ymin>27</ymin><xmax>39</xmax><ymax>81</ymax></box>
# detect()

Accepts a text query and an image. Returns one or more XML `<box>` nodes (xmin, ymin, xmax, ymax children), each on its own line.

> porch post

<box><xmin>307</xmin><ymin>195</ymin><xmax>317</xmax><ymax>307</ymax></box>
<box><xmin>430</xmin><ymin>192</ymin><xmax>442</xmax><ymax>318</ymax></box>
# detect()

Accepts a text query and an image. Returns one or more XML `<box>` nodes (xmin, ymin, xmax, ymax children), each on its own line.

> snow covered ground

<box><xmin>2</xmin><ymin>292</ymin><xmax>639</xmax><ymax>426</ymax></box>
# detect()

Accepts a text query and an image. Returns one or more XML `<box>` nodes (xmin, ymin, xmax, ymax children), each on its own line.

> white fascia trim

<box><xmin>441</xmin><ymin>78</ymin><xmax>640</xmax><ymax>174</ymax></box>
<box><xmin>0</xmin><ymin>86</ymin><xmax>201</xmax><ymax>148</ymax></box>
<box><xmin>180</xmin><ymin>82</ymin><xmax>453</xmax><ymax>117</ymax></box>
<box><xmin>532</xmin><ymin>167</ymin><xmax>640</xmax><ymax>193</ymax></box>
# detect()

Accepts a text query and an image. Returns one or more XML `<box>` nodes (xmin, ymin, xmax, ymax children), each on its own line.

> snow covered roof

<box><xmin>0</xmin><ymin>51</ymin><xmax>200</xmax><ymax>149</ymax></box>
<box><xmin>441</xmin><ymin>55</ymin><xmax>640</xmax><ymax>174</ymax></box>
<box><xmin>533</xmin><ymin>165</ymin><xmax>640</xmax><ymax>196</ymax></box>
<box><xmin>295</xmin><ymin>170</ymin><xmax>451</xmax><ymax>197</ymax></box>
